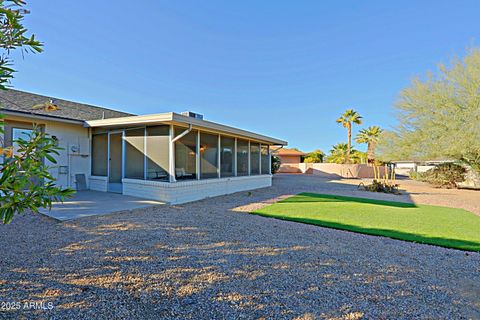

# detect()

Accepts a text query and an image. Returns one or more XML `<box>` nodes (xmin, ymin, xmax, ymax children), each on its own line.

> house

<box><xmin>1</xmin><ymin>89</ymin><xmax>287</xmax><ymax>204</ymax></box>
<box><xmin>272</xmin><ymin>148</ymin><xmax>305</xmax><ymax>173</ymax></box>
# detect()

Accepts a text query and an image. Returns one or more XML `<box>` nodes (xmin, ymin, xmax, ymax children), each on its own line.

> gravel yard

<box><xmin>1</xmin><ymin>174</ymin><xmax>479</xmax><ymax>319</ymax></box>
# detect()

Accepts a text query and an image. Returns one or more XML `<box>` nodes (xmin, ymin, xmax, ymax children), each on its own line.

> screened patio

<box><xmin>86</xmin><ymin>112</ymin><xmax>286</xmax><ymax>204</ymax></box>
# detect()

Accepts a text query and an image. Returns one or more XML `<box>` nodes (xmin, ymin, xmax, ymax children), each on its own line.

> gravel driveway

<box><xmin>1</xmin><ymin>174</ymin><xmax>479</xmax><ymax>319</ymax></box>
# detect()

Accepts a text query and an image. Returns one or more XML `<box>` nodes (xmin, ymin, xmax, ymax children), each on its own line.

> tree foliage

<box><xmin>303</xmin><ymin>149</ymin><xmax>324</xmax><ymax>163</ymax></box>
<box><xmin>355</xmin><ymin>126</ymin><xmax>383</xmax><ymax>162</ymax></box>
<box><xmin>336</xmin><ymin>109</ymin><xmax>362</xmax><ymax>163</ymax></box>
<box><xmin>378</xmin><ymin>49</ymin><xmax>480</xmax><ymax>173</ymax></box>
<box><xmin>326</xmin><ymin>143</ymin><xmax>366</xmax><ymax>164</ymax></box>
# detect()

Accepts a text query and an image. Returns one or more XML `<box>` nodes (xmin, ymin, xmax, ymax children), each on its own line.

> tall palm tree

<box><xmin>355</xmin><ymin>126</ymin><xmax>383</xmax><ymax>163</ymax></box>
<box><xmin>327</xmin><ymin>143</ymin><xmax>349</xmax><ymax>164</ymax></box>
<box><xmin>336</xmin><ymin>109</ymin><xmax>362</xmax><ymax>163</ymax></box>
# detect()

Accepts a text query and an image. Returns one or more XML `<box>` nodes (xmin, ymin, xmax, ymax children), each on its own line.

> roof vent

<box><xmin>181</xmin><ymin>111</ymin><xmax>203</xmax><ymax>120</ymax></box>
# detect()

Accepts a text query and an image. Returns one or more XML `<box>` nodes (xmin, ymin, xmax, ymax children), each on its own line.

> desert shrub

<box><xmin>417</xmin><ymin>163</ymin><xmax>466</xmax><ymax>188</ymax></box>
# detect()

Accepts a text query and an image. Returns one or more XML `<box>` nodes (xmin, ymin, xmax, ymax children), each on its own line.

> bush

<box><xmin>271</xmin><ymin>155</ymin><xmax>281</xmax><ymax>174</ymax></box>
<box><xmin>415</xmin><ymin>163</ymin><xmax>466</xmax><ymax>188</ymax></box>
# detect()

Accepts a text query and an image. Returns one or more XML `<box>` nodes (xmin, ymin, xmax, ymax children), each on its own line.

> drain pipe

<box><xmin>169</xmin><ymin>124</ymin><xmax>193</xmax><ymax>182</ymax></box>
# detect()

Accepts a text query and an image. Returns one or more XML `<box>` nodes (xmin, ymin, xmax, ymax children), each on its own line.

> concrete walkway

<box><xmin>39</xmin><ymin>190</ymin><xmax>164</xmax><ymax>221</ymax></box>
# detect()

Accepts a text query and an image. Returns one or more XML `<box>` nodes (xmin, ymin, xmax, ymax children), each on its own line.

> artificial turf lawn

<box><xmin>252</xmin><ymin>193</ymin><xmax>480</xmax><ymax>252</ymax></box>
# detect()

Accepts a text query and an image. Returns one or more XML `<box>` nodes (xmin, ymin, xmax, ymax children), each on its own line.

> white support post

<box><xmin>144</xmin><ymin>127</ymin><xmax>147</xmax><ymax>180</ymax></box>
<box><xmin>107</xmin><ymin>131</ymin><xmax>110</xmax><ymax>182</ymax></box>
<box><xmin>234</xmin><ymin>138</ymin><xmax>237</xmax><ymax>177</ymax></box>
<box><xmin>168</xmin><ymin>125</ymin><xmax>176</xmax><ymax>183</ymax></box>
<box><xmin>217</xmin><ymin>134</ymin><xmax>221</xmax><ymax>179</ymax></box>
<box><xmin>196</xmin><ymin>131</ymin><xmax>201</xmax><ymax>180</ymax></box>
<box><xmin>268</xmin><ymin>145</ymin><xmax>272</xmax><ymax>174</ymax></box>
<box><xmin>258</xmin><ymin>143</ymin><xmax>262</xmax><ymax>175</ymax></box>
<box><xmin>248</xmin><ymin>140</ymin><xmax>251</xmax><ymax>176</ymax></box>
<box><xmin>121</xmin><ymin>130</ymin><xmax>125</xmax><ymax>179</ymax></box>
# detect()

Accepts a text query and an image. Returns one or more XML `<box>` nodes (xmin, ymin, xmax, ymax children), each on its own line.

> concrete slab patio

<box><xmin>39</xmin><ymin>190</ymin><xmax>164</xmax><ymax>221</ymax></box>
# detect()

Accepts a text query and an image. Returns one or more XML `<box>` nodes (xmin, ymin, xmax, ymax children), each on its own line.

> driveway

<box><xmin>1</xmin><ymin>174</ymin><xmax>479</xmax><ymax>319</ymax></box>
<box><xmin>39</xmin><ymin>191</ymin><xmax>164</xmax><ymax>221</ymax></box>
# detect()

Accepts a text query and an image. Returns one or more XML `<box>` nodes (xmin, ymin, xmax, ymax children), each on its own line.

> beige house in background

<box><xmin>272</xmin><ymin>148</ymin><xmax>305</xmax><ymax>173</ymax></box>
<box><xmin>1</xmin><ymin>89</ymin><xmax>287</xmax><ymax>204</ymax></box>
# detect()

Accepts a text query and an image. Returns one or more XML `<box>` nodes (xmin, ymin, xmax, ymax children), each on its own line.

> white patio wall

<box><xmin>122</xmin><ymin>175</ymin><xmax>272</xmax><ymax>204</ymax></box>
<box><xmin>89</xmin><ymin>176</ymin><xmax>108</xmax><ymax>192</ymax></box>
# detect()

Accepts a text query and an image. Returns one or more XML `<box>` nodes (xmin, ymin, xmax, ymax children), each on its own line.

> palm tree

<box><xmin>336</xmin><ymin>109</ymin><xmax>362</xmax><ymax>163</ymax></box>
<box><xmin>326</xmin><ymin>143</ymin><xmax>350</xmax><ymax>164</ymax></box>
<box><xmin>355</xmin><ymin>126</ymin><xmax>383</xmax><ymax>163</ymax></box>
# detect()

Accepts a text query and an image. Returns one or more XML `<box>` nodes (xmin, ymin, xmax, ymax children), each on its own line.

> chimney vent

<box><xmin>181</xmin><ymin>111</ymin><xmax>203</xmax><ymax>120</ymax></box>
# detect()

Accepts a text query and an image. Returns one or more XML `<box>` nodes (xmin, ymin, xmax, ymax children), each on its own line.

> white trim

<box><xmin>234</xmin><ymin>137</ymin><xmax>237</xmax><ymax>177</ymax></box>
<box><xmin>196</xmin><ymin>130</ymin><xmax>200</xmax><ymax>180</ymax></box>
<box><xmin>144</xmin><ymin>126</ymin><xmax>147</xmax><ymax>180</ymax></box>
<box><xmin>217</xmin><ymin>134</ymin><xmax>221</xmax><ymax>179</ymax></box>
<box><xmin>121</xmin><ymin>130</ymin><xmax>125</xmax><ymax>179</ymax></box>
<box><xmin>248</xmin><ymin>140</ymin><xmax>251</xmax><ymax>176</ymax></box>
<box><xmin>168</xmin><ymin>125</ymin><xmax>176</xmax><ymax>182</ymax></box>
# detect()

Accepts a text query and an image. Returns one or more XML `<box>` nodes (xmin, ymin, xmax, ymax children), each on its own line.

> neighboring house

<box><xmin>1</xmin><ymin>89</ymin><xmax>287</xmax><ymax>204</ymax></box>
<box><xmin>272</xmin><ymin>148</ymin><xmax>305</xmax><ymax>173</ymax></box>
<box><xmin>392</xmin><ymin>160</ymin><xmax>453</xmax><ymax>176</ymax></box>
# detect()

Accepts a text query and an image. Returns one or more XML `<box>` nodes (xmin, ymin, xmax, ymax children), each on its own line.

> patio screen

<box><xmin>92</xmin><ymin>133</ymin><xmax>108</xmax><ymax>176</ymax></box>
<box><xmin>175</xmin><ymin>127</ymin><xmax>197</xmax><ymax>180</ymax></box>
<box><xmin>200</xmin><ymin>132</ymin><xmax>219</xmax><ymax>179</ymax></box>
<box><xmin>236</xmin><ymin>139</ymin><xmax>249</xmax><ymax>176</ymax></box>
<box><xmin>261</xmin><ymin>145</ymin><xmax>270</xmax><ymax>174</ymax></box>
<box><xmin>146</xmin><ymin>125</ymin><xmax>169</xmax><ymax>181</ymax></box>
<box><xmin>250</xmin><ymin>142</ymin><xmax>260</xmax><ymax>175</ymax></box>
<box><xmin>125</xmin><ymin>128</ymin><xmax>145</xmax><ymax>179</ymax></box>
<box><xmin>220</xmin><ymin>136</ymin><xmax>235</xmax><ymax>177</ymax></box>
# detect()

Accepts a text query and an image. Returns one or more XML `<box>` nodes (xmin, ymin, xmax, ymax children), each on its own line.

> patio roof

<box><xmin>85</xmin><ymin>112</ymin><xmax>287</xmax><ymax>145</ymax></box>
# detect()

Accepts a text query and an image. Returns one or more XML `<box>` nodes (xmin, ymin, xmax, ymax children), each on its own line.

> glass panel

<box><xmin>92</xmin><ymin>133</ymin><xmax>108</xmax><ymax>176</ymax></box>
<box><xmin>12</xmin><ymin>128</ymin><xmax>33</xmax><ymax>156</ymax></box>
<box><xmin>220</xmin><ymin>136</ymin><xmax>235</xmax><ymax>177</ymax></box>
<box><xmin>175</xmin><ymin>127</ymin><xmax>197</xmax><ymax>180</ymax></box>
<box><xmin>250</xmin><ymin>142</ymin><xmax>260</xmax><ymax>175</ymax></box>
<box><xmin>109</xmin><ymin>133</ymin><xmax>123</xmax><ymax>183</ymax></box>
<box><xmin>146</xmin><ymin>125</ymin><xmax>169</xmax><ymax>181</ymax></box>
<box><xmin>236</xmin><ymin>139</ymin><xmax>249</xmax><ymax>176</ymax></box>
<box><xmin>124</xmin><ymin>128</ymin><xmax>145</xmax><ymax>179</ymax></box>
<box><xmin>261</xmin><ymin>145</ymin><xmax>270</xmax><ymax>174</ymax></box>
<box><xmin>200</xmin><ymin>132</ymin><xmax>219</xmax><ymax>179</ymax></box>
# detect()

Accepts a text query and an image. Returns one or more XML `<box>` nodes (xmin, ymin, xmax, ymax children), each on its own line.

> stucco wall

<box><xmin>281</xmin><ymin>163</ymin><xmax>387</xmax><ymax>179</ymax></box>
<box><xmin>122</xmin><ymin>175</ymin><xmax>272</xmax><ymax>204</ymax></box>
<box><xmin>4</xmin><ymin>115</ymin><xmax>90</xmax><ymax>189</ymax></box>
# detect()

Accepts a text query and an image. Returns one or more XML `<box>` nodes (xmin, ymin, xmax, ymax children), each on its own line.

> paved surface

<box><xmin>39</xmin><ymin>191</ymin><xmax>164</xmax><ymax>221</ymax></box>
<box><xmin>1</xmin><ymin>174</ymin><xmax>479</xmax><ymax>319</ymax></box>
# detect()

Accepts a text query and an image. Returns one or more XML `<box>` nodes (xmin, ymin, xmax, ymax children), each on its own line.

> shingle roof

<box><xmin>0</xmin><ymin>89</ymin><xmax>133</xmax><ymax>122</ymax></box>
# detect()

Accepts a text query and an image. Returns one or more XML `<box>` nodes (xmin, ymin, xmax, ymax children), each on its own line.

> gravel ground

<box><xmin>1</xmin><ymin>174</ymin><xmax>479</xmax><ymax>319</ymax></box>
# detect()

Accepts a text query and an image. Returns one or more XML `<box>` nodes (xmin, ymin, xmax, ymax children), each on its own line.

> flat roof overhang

<box><xmin>85</xmin><ymin>112</ymin><xmax>287</xmax><ymax>146</ymax></box>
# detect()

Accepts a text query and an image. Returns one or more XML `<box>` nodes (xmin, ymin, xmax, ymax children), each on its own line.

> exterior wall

<box><xmin>122</xmin><ymin>175</ymin><xmax>272</xmax><ymax>204</ymax></box>
<box><xmin>89</xmin><ymin>176</ymin><xmax>108</xmax><ymax>192</ymax></box>
<box><xmin>277</xmin><ymin>155</ymin><xmax>303</xmax><ymax>173</ymax></box>
<box><xmin>4</xmin><ymin>115</ymin><xmax>90</xmax><ymax>189</ymax></box>
<box><xmin>283</xmin><ymin>163</ymin><xmax>387</xmax><ymax>179</ymax></box>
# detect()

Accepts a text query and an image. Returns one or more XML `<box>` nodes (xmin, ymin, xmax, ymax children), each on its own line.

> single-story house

<box><xmin>1</xmin><ymin>89</ymin><xmax>287</xmax><ymax>204</ymax></box>
<box><xmin>272</xmin><ymin>148</ymin><xmax>305</xmax><ymax>173</ymax></box>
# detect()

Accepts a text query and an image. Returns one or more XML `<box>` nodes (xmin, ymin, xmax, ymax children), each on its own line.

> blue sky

<box><xmin>11</xmin><ymin>0</ymin><xmax>480</xmax><ymax>152</ymax></box>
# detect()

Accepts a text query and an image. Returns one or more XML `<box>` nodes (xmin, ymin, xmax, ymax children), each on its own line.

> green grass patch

<box><xmin>252</xmin><ymin>193</ymin><xmax>480</xmax><ymax>252</ymax></box>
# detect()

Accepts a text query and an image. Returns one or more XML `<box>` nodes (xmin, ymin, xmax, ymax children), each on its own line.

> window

<box><xmin>200</xmin><ymin>132</ymin><xmax>219</xmax><ymax>179</ymax></box>
<box><xmin>92</xmin><ymin>133</ymin><xmax>108</xmax><ymax>176</ymax></box>
<box><xmin>124</xmin><ymin>128</ymin><xmax>145</xmax><ymax>179</ymax></box>
<box><xmin>146</xmin><ymin>125</ymin><xmax>170</xmax><ymax>181</ymax></box>
<box><xmin>220</xmin><ymin>136</ymin><xmax>235</xmax><ymax>177</ymax></box>
<box><xmin>250</xmin><ymin>142</ymin><xmax>260</xmax><ymax>175</ymax></box>
<box><xmin>261</xmin><ymin>145</ymin><xmax>270</xmax><ymax>174</ymax></box>
<box><xmin>236</xmin><ymin>139</ymin><xmax>249</xmax><ymax>176</ymax></box>
<box><xmin>12</xmin><ymin>128</ymin><xmax>33</xmax><ymax>156</ymax></box>
<box><xmin>175</xmin><ymin>127</ymin><xmax>197</xmax><ymax>180</ymax></box>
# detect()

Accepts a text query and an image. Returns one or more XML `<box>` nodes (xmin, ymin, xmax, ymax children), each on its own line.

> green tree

<box><xmin>355</xmin><ymin>126</ymin><xmax>383</xmax><ymax>162</ymax></box>
<box><xmin>0</xmin><ymin>0</ymin><xmax>74</xmax><ymax>224</ymax></box>
<box><xmin>336</xmin><ymin>109</ymin><xmax>362</xmax><ymax>163</ymax></box>
<box><xmin>377</xmin><ymin>48</ymin><xmax>480</xmax><ymax>173</ymax></box>
<box><xmin>303</xmin><ymin>149</ymin><xmax>324</xmax><ymax>163</ymax></box>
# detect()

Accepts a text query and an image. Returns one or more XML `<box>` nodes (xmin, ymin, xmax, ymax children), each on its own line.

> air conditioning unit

<box><xmin>181</xmin><ymin>111</ymin><xmax>204</xmax><ymax>120</ymax></box>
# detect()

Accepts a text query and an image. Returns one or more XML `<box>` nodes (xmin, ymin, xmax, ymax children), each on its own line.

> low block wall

<box><xmin>122</xmin><ymin>175</ymin><xmax>272</xmax><ymax>204</ymax></box>
<box><xmin>89</xmin><ymin>176</ymin><xmax>108</xmax><ymax>192</ymax></box>
<box><xmin>279</xmin><ymin>163</ymin><xmax>386</xmax><ymax>179</ymax></box>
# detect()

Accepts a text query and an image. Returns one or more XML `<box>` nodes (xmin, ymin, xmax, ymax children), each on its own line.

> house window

<box><xmin>12</xmin><ymin>128</ymin><xmax>33</xmax><ymax>156</ymax></box>
<box><xmin>124</xmin><ymin>128</ymin><xmax>145</xmax><ymax>179</ymax></box>
<box><xmin>92</xmin><ymin>133</ymin><xmax>108</xmax><ymax>176</ymax></box>
<box><xmin>261</xmin><ymin>145</ymin><xmax>270</xmax><ymax>174</ymax></box>
<box><xmin>220</xmin><ymin>136</ymin><xmax>235</xmax><ymax>177</ymax></box>
<box><xmin>200</xmin><ymin>132</ymin><xmax>219</xmax><ymax>179</ymax></box>
<box><xmin>146</xmin><ymin>125</ymin><xmax>169</xmax><ymax>181</ymax></box>
<box><xmin>236</xmin><ymin>139</ymin><xmax>249</xmax><ymax>176</ymax></box>
<box><xmin>250</xmin><ymin>142</ymin><xmax>260</xmax><ymax>175</ymax></box>
<box><xmin>175</xmin><ymin>127</ymin><xmax>197</xmax><ymax>180</ymax></box>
